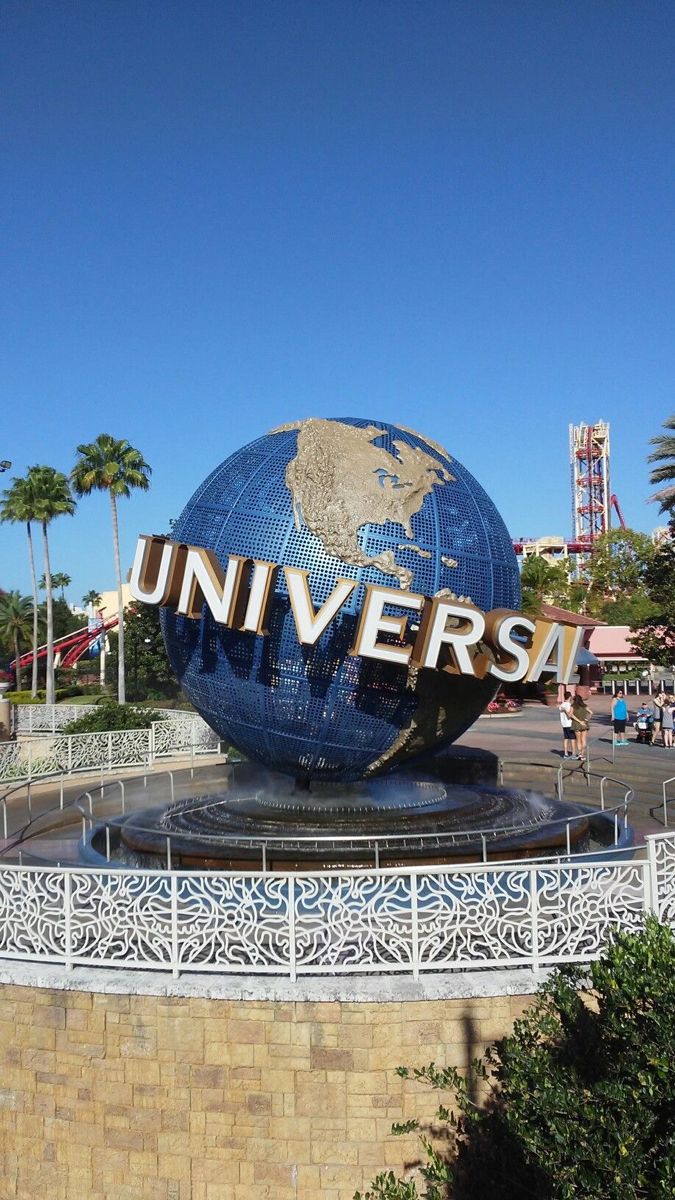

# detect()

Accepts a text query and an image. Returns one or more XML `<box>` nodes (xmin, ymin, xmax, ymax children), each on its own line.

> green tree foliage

<box><xmin>519</xmin><ymin>555</ymin><xmax>570</xmax><ymax>615</ymax></box>
<box><xmin>72</xmin><ymin>434</ymin><xmax>151</xmax><ymax>706</ymax></box>
<box><xmin>0</xmin><ymin>591</ymin><xmax>33</xmax><ymax>690</ymax></box>
<box><xmin>41</xmin><ymin>596</ymin><xmax>84</xmax><ymax>643</ymax></box>
<box><xmin>82</xmin><ymin>590</ymin><xmax>102</xmax><ymax>609</ymax></box>
<box><xmin>648</xmin><ymin>414</ymin><xmax>675</xmax><ymax>514</ymax></box>
<box><xmin>572</xmin><ymin>529</ymin><xmax>655</xmax><ymax>618</ymax></box>
<box><xmin>630</xmin><ymin>525</ymin><xmax>675</xmax><ymax>667</ymax></box>
<box><xmin>39</xmin><ymin>571</ymin><xmax>71</xmax><ymax>599</ymax></box>
<box><xmin>62</xmin><ymin>701</ymin><xmax>160</xmax><ymax>734</ymax></box>
<box><xmin>598</xmin><ymin>592</ymin><xmax>659</xmax><ymax>628</ymax></box>
<box><xmin>124</xmin><ymin>602</ymin><xmax>179</xmax><ymax>701</ymax></box>
<box><xmin>355</xmin><ymin>919</ymin><xmax>675</xmax><ymax>1200</ymax></box>
<box><xmin>0</xmin><ymin>472</ymin><xmax>41</xmax><ymax>697</ymax></box>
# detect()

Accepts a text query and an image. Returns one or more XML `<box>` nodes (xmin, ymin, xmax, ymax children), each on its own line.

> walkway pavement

<box><xmin>463</xmin><ymin>694</ymin><xmax>673</xmax><ymax>841</ymax></box>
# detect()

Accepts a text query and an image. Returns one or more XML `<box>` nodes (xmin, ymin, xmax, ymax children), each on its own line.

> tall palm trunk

<box><xmin>42</xmin><ymin>520</ymin><xmax>55</xmax><ymax>706</ymax></box>
<box><xmin>13</xmin><ymin>632</ymin><xmax>23</xmax><ymax>692</ymax></box>
<box><xmin>26</xmin><ymin>521</ymin><xmax>39</xmax><ymax>698</ymax></box>
<box><xmin>110</xmin><ymin>491</ymin><xmax>125</xmax><ymax>704</ymax></box>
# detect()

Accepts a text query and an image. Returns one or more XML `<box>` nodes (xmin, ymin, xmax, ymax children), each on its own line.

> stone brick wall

<box><xmin>0</xmin><ymin>984</ymin><xmax>533</xmax><ymax>1199</ymax></box>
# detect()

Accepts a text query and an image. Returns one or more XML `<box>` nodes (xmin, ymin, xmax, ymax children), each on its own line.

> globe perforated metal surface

<box><xmin>160</xmin><ymin>418</ymin><xmax>520</xmax><ymax>781</ymax></box>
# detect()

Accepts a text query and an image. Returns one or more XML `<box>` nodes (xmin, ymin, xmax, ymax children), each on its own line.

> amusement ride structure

<box><xmin>12</xmin><ymin>613</ymin><xmax>117</xmax><ymax>672</ymax></box>
<box><xmin>512</xmin><ymin>420</ymin><xmax>626</xmax><ymax>567</ymax></box>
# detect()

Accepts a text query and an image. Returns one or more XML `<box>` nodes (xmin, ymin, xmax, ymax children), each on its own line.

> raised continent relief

<box><xmin>282</xmin><ymin>418</ymin><xmax>453</xmax><ymax>587</ymax></box>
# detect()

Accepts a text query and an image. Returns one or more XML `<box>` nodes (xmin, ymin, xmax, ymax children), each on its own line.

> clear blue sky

<box><xmin>2</xmin><ymin>0</ymin><xmax>674</xmax><ymax>604</ymax></box>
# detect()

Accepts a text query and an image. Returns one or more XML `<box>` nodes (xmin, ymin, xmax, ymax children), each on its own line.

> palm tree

<box><xmin>0</xmin><ymin>591</ymin><xmax>33</xmax><ymax>691</ymax></box>
<box><xmin>72</xmin><ymin>435</ymin><xmax>151</xmax><ymax>704</ymax></box>
<box><xmin>39</xmin><ymin>571</ymin><xmax>71</xmax><ymax>600</ymax></box>
<box><xmin>520</xmin><ymin>554</ymin><xmax>570</xmax><ymax>614</ymax></box>
<box><xmin>29</xmin><ymin>466</ymin><xmax>76</xmax><ymax>704</ymax></box>
<box><xmin>648</xmin><ymin>415</ymin><xmax>675</xmax><ymax>513</ymax></box>
<box><xmin>0</xmin><ymin>473</ymin><xmax>41</xmax><ymax>697</ymax></box>
<box><xmin>82</xmin><ymin>589</ymin><xmax>102</xmax><ymax>611</ymax></box>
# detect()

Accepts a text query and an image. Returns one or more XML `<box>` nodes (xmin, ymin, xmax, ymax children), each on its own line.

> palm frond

<box><xmin>72</xmin><ymin>434</ymin><xmax>151</xmax><ymax>497</ymax></box>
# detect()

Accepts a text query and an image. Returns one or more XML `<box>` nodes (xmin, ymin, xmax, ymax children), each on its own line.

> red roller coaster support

<box><xmin>610</xmin><ymin>493</ymin><xmax>627</xmax><ymax>530</ymax></box>
<box><xmin>11</xmin><ymin>615</ymin><xmax>119</xmax><ymax>672</ymax></box>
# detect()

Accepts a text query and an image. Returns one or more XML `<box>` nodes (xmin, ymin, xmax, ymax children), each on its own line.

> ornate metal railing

<box><xmin>14</xmin><ymin>703</ymin><xmax>98</xmax><ymax>734</ymax></box>
<box><xmin>13</xmin><ymin>703</ymin><xmax>205</xmax><ymax>736</ymax></box>
<box><xmin>0</xmin><ymin>716</ymin><xmax>221</xmax><ymax>784</ymax></box>
<box><xmin>0</xmin><ymin>831</ymin><xmax>671</xmax><ymax>979</ymax></box>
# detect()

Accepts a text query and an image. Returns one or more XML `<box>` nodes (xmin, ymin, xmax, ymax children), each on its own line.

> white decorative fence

<box><xmin>0</xmin><ymin>832</ymin><xmax>672</xmax><ymax>979</ymax></box>
<box><xmin>14</xmin><ymin>704</ymin><xmax>98</xmax><ymax>734</ymax></box>
<box><xmin>13</xmin><ymin>703</ymin><xmax>204</xmax><ymax>736</ymax></box>
<box><xmin>0</xmin><ymin>715</ymin><xmax>221</xmax><ymax>784</ymax></box>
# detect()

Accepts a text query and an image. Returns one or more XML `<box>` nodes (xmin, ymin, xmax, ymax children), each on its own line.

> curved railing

<box><xmin>0</xmin><ymin>713</ymin><xmax>222</xmax><ymax>784</ymax></box>
<box><xmin>0</xmin><ymin>754</ymin><xmax>671</xmax><ymax>980</ymax></box>
<box><xmin>14</xmin><ymin>703</ymin><xmax>99</xmax><ymax>734</ymax></box>
<box><xmin>0</xmin><ymin>832</ymin><xmax>671</xmax><ymax>979</ymax></box>
<box><xmin>13</xmin><ymin>703</ymin><xmax>211</xmax><ymax>736</ymax></box>
<box><xmin>1</xmin><ymin>758</ymin><xmax>635</xmax><ymax>869</ymax></box>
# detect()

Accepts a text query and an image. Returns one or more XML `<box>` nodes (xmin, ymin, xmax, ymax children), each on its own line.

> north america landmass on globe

<box><xmin>277</xmin><ymin>417</ymin><xmax>457</xmax><ymax>590</ymax></box>
<box><xmin>160</xmin><ymin>416</ymin><xmax>521</xmax><ymax>781</ymax></box>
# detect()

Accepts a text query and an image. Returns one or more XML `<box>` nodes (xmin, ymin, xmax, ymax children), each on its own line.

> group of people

<box><xmin>558</xmin><ymin>687</ymin><xmax>675</xmax><ymax>758</ymax></box>
<box><xmin>622</xmin><ymin>689</ymin><xmax>675</xmax><ymax>748</ymax></box>
<box><xmin>558</xmin><ymin>692</ymin><xmax>593</xmax><ymax>759</ymax></box>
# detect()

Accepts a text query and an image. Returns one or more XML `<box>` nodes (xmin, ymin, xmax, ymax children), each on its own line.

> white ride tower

<box><xmin>569</xmin><ymin>420</ymin><xmax>611</xmax><ymax>546</ymax></box>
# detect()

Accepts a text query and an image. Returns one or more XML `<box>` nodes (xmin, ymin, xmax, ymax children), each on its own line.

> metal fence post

<box><xmin>108</xmin><ymin>732</ymin><xmax>113</xmax><ymax>773</ymax></box>
<box><xmin>530</xmin><ymin>866</ymin><xmax>539</xmax><ymax>974</ymax></box>
<box><xmin>645</xmin><ymin>836</ymin><xmax>660</xmax><ymax>918</ymax></box>
<box><xmin>411</xmin><ymin>873</ymin><xmax>419</xmax><ymax>980</ymax></box>
<box><xmin>171</xmin><ymin>872</ymin><xmax>179</xmax><ymax>979</ymax></box>
<box><xmin>64</xmin><ymin>870</ymin><xmax>73</xmax><ymax>970</ymax></box>
<box><xmin>288</xmin><ymin>876</ymin><xmax>296</xmax><ymax>982</ymax></box>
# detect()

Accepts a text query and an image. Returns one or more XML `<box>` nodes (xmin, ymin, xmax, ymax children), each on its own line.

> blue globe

<box><xmin>160</xmin><ymin>417</ymin><xmax>520</xmax><ymax>781</ymax></box>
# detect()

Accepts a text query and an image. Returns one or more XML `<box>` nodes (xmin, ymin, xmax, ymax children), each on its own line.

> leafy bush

<box><xmin>355</xmin><ymin>919</ymin><xmax>675</xmax><ymax>1200</ymax></box>
<box><xmin>8</xmin><ymin>687</ymin><xmax>85</xmax><ymax>704</ymax></box>
<box><xmin>62</xmin><ymin>701</ymin><xmax>160</xmax><ymax>734</ymax></box>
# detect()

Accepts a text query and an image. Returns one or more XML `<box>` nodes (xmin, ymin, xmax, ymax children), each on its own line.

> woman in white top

<box><xmin>558</xmin><ymin>692</ymin><xmax>575</xmax><ymax>759</ymax></box>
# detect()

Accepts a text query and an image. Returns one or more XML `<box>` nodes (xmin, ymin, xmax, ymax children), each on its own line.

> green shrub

<box><xmin>356</xmin><ymin>918</ymin><xmax>675</xmax><ymax>1200</ymax></box>
<box><xmin>8</xmin><ymin>687</ymin><xmax>86</xmax><ymax>704</ymax></box>
<box><xmin>62</xmin><ymin>702</ymin><xmax>160</xmax><ymax>734</ymax></box>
